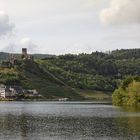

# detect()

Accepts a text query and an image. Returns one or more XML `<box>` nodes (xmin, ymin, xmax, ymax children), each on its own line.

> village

<box><xmin>0</xmin><ymin>48</ymin><xmax>42</xmax><ymax>99</ymax></box>
<box><xmin>0</xmin><ymin>84</ymin><xmax>41</xmax><ymax>99</ymax></box>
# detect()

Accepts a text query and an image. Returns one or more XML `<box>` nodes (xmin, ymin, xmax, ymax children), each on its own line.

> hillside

<box><xmin>0</xmin><ymin>48</ymin><xmax>140</xmax><ymax>100</ymax></box>
<box><xmin>37</xmin><ymin>48</ymin><xmax>140</xmax><ymax>92</ymax></box>
<box><xmin>0</xmin><ymin>60</ymin><xmax>82</xmax><ymax>100</ymax></box>
<box><xmin>0</xmin><ymin>52</ymin><xmax>54</xmax><ymax>61</ymax></box>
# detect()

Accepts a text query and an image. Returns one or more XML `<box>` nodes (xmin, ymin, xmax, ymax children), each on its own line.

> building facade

<box><xmin>0</xmin><ymin>84</ymin><xmax>7</xmax><ymax>98</ymax></box>
<box><xmin>0</xmin><ymin>85</ymin><xmax>22</xmax><ymax>98</ymax></box>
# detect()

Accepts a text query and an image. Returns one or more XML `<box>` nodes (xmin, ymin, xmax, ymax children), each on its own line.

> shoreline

<box><xmin>0</xmin><ymin>98</ymin><xmax>112</xmax><ymax>103</ymax></box>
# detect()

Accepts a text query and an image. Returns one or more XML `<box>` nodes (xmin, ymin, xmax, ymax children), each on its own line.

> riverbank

<box><xmin>77</xmin><ymin>89</ymin><xmax>112</xmax><ymax>101</ymax></box>
<box><xmin>0</xmin><ymin>89</ymin><xmax>112</xmax><ymax>102</ymax></box>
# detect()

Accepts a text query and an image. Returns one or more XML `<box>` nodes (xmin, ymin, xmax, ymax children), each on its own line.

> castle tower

<box><xmin>22</xmin><ymin>48</ymin><xmax>27</xmax><ymax>56</ymax></box>
<box><xmin>22</xmin><ymin>48</ymin><xmax>27</xmax><ymax>58</ymax></box>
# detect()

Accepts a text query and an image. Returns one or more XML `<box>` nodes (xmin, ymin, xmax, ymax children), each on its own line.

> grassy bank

<box><xmin>77</xmin><ymin>89</ymin><xmax>112</xmax><ymax>101</ymax></box>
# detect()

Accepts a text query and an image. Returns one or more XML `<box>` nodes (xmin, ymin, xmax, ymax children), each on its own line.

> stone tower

<box><xmin>22</xmin><ymin>48</ymin><xmax>27</xmax><ymax>58</ymax></box>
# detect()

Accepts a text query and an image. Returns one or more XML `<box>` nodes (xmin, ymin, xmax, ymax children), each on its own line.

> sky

<box><xmin>0</xmin><ymin>0</ymin><xmax>140</xmax><ymax>54</ymax></box>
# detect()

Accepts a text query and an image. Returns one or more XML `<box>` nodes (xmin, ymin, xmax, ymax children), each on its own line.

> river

<box><xmin>0</xmin><ymin>101</ymin><xmax>139</xmax><ymax>140</ymax></box>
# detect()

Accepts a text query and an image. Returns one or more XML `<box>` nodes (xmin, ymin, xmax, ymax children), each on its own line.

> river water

<box><xmin>0</xmin><ymin>101</ymin><xmax>139</xmax><ymax>140</ymax></box>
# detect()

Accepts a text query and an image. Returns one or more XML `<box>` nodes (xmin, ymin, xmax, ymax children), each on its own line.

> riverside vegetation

<box><xmin>113</xmin><ymin>76</ymin><xmax>140</xmax><ymax>107</ymax></box>
<box><xmin>0</xmin><ymin>48</ymin><xmax>140</xmax><ymax>103</ymax></box>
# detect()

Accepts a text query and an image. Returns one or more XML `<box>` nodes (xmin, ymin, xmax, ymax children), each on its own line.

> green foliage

<box><xmin>112</xmin><ymin>77</ymin><xmax>140</xmax><ymax>107</ymax></box>
<box><xmin>0</xmin><ymin>60</ymin><xmax>82</xmax><ymax>100</ymax></box>
<box><xmin>121</xmin><ymin>77</ymin><xmax>134</xmax><ymax>89</ymax></box>
<box><xmin>37</xmin><ymin>59</ymin><xmax>116</xmax><ymax>91</ymax></box>
<box><xmin>0</xmin><ymin>68</ymin><xmax>20</xmax><ymax>85</ymax></box>
<box><xmin>77</xmin><ymin>89</ymin><xmax>111</xmax><ymax>100</ymax></box>
<box><xmin>0</xmin><ymin>48</ymin><xmax>140</xmax><ymax>99</ymax></box>
<box><xmin>19</xmin><ymin>60</ymin><xmax>82</xmax><ymax>99</ymax></box>
<box><xmin>37</xmin><ymin>49</ymin><xmax>140</xmax><ymax>91</ymax></box>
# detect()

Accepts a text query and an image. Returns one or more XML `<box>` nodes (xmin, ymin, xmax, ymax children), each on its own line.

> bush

<box><xmin>112</xmin><ymin>77</ymin><xmax>140</xmax><ymax>107</ymax></box>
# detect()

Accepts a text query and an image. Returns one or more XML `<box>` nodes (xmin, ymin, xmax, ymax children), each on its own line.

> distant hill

<box><xmin>0</xmin><ymin>52</ymin><xmax>10</xmax><ymax>61</ymax></box>
<box><xmin>37</xmin><ymin>48</ymin><xmax>140</xmax><ymax>92</ymax></box>
<box><xmin>0</xmin><ymin>48</ymin><xmax>140</xmax><ymax>99</ymax></box>
<box><xmin>0</xmin><ymin>52</ymin><xmax>55</xmax><ymax>61</ymax></box>
<box><xmin>0</xmin><ymin>60</ymin><xmax>82</xmax><ymax>100</ymax></box>
<box><xmin>111</xmin><ymin>48</ymin><xmax>140</xmax><ymax>59</ymax></box>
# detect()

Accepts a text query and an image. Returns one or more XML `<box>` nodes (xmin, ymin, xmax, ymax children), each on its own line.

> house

<box><xmin>0</xmin><ymin>84</ymin><xmax>7</xmax><ymax>98</ymax></box>
<box><xmin>26</xmin><ymin>89</ymin><xmax>38</xmax><ymax>95</ymax></box>
<box><xmin>0</xmin><ymin>84</ymin><xmax>15</xmax><ymax>98</ymax></box>
<box><xmin>9</xmin><ymin>86</ymin><xmax>23</xmax><ymax>95</ymax></box>
<box><xmin>0</xmin><ymin>84</ymin><xmax>40</xmax><ymax>99</ymax></box>
<box><xmin>0</xmin><ymin>85</ymin><xmax>23</xmax><ymax>98</ymax></box>
<box><xmin>24</xmin><ymin>89</ymin><xmax>40</xmax><ymax>97</ymax></box>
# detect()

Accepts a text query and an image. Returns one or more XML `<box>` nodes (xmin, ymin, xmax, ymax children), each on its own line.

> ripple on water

<box><xmin>0</xmin><ymin>101</ymin><xmax>139</xmax><ymax>140</ymax></box>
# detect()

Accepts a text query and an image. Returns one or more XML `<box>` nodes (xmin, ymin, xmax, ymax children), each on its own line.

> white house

<box><xmin>0</xmin><ymin>84</ymin><xmax>12</xmax><ymax>98</ymax></box>
<box><xmin>0</xmin><ymin>84</ymin><xmax>40</xmax><ymax>98</ymax></box>
<box><xmin>0</xmin><ymin>84</ymin><xmax>6</xmax><ymax>98</ymax></box>
<box><xmin>0</xmin><ymin>85</ymin><xmax>23</xmax><ymax>98</ymax></box>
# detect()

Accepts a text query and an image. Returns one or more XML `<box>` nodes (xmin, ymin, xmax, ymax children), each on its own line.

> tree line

<box><xmin>38</xmin><ymin>48</ymin><xmax>140</xmax><ymax>92</ymax></box>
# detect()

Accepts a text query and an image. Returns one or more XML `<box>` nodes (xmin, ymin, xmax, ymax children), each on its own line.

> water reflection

<box><xmin>122</xmin><ymin>106</ymin><xmax>140</xmax><ymax>113</ymax></box>
<box><xmin>0</xmin><ymin>102</ymin><xmax>139</xmax><ymax>140</ymax></box>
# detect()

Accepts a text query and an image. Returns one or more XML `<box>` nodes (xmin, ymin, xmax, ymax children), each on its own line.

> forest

<box><xmin>0</xmin><ymin>48</ymin><xmax>140</xmax><ymax>100</ymax></box>
<box><xmin>38</xmin><ymin>48</ymin><xmax>140</xmax><ymax>92</ymax></box>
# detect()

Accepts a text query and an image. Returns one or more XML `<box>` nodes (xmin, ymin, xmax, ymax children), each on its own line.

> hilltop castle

<box><xmin>1</xmin><ymin>48</ymin><xmax>34</xmax><ymax>68</ymax></box>
<box><xmin>21</xmin><ymin>48</ymin><xmax>34</xmax><ymax>60</ymax></box>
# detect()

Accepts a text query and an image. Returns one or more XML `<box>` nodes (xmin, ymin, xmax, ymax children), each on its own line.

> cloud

<box><xmin>2</xmin><ymin>38</ymin><xmax>39</xmax><ymax>54</ymax></box>
<box><xmin>0</xmin><ymin>11</ymin><xmax>14</xmax><ymax>36</ymax></box>
<box><xmin>100</xmin><ymin>0</ymin><xmax>140</xmax><ymax>25</ymax></box>
<box><xmin>19</xmin><ymin>38</ymin><xmax>39</xmax><ymax>53</ymax></box>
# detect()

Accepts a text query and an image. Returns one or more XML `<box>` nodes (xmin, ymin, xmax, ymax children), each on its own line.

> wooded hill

<box><xmin>37</xmin><ymin>48</ymin><xmax>140</xmax><ymax>92</ymax></box>
<box><xmin>0</xmin><ymin>60</ymin><xmax>82</xmax><ymax>100</ymax></box>
<box><xmin>0</xmin><ymin>48</ymin><xmax>139</xmax><ymax>100</ymax></box>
